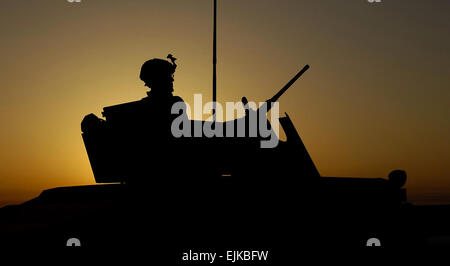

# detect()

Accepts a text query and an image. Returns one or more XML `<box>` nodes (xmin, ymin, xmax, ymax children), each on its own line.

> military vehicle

<box><xmin>79</xmin><ymin>0</ymin><xmax>409</xmax><ymax>250</ymax></box>
<box><xmin>80</xmin><ymin>59</ymin><xmax>408</xmax><ymax>248</ymax></box>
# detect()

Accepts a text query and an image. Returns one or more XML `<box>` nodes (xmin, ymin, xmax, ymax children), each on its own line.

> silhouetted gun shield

<box><xmin>81</xmin><ymin>107</ymin><xmax>320</xmax><ymax>184</ymax></box>
<box><xmin>81</xmin><ymin>65</ymin><xmax>319</xmax><ymax>183</ymax></box>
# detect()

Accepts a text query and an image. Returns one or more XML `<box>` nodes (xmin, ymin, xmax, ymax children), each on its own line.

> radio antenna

<box><xmin>212</xmin><ymin>0</ymin><xmax>217</xmax><ymax>121</ymax></box>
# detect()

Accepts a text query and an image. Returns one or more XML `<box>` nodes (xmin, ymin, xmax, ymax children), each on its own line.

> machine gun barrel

<box><xmin>268</xmin><ymin>64</ymin><xmax>310</xmax><ymax>103</ymax></box>
<box><xmin>246</xmin><ymin>64</ymin><xmax>310</xmax><ymax>113</ymax></box>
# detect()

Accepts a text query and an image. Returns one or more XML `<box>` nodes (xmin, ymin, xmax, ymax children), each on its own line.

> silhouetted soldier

<box><xmin>81</xmin><ymin>55</ymin><xmax>187</xmax><ymax>183</ymax></box>
<box><xmin>82</xmin><ymin>54</ymin><xmax>184</xmax><ymax>134</ymax></box>
<box><xmin>138</xmin><ymin>54</ymin><xmax>185</xmax><ymax>128</ymax></box>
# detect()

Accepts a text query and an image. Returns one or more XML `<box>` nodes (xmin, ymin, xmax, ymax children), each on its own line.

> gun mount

<box><xmin>81</xmin><ymin>65</ymin><xmax>316</xmax><ymax>182</ymax></box>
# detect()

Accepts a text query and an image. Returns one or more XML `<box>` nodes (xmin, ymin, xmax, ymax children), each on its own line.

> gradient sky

<box><xmin>0</xmin><ymin>0</ymin><xmax>449</xmax><ymax>206</ymax></box>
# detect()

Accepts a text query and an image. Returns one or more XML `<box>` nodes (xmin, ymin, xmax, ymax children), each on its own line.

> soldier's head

<box><xmin>139</xmin><ymin>57</ymin><xmax>176</xmax><ymax>95</ymax></box>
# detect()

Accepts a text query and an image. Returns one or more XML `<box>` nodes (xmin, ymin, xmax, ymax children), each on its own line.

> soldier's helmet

<box><xmin>139</xmin><ymin>54</ymin><xmax>177</xmax><ymax>84</ymax></box>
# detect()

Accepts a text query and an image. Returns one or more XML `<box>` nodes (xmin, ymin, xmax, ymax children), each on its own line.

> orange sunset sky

<box><xmin>0</xmin><ymin>0</ymin><xmax>449</xmax><ymax>207</ymax></box>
